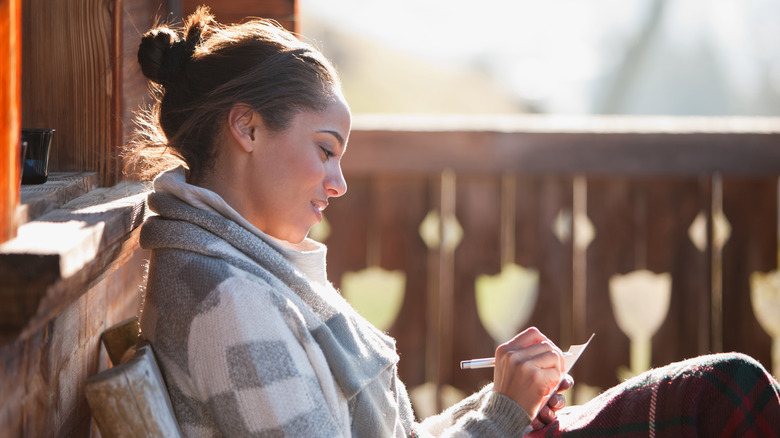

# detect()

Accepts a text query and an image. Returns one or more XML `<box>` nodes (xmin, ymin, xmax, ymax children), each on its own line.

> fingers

<box><xmin>557</xmin><ymin>374</ymin><xmax>574</xmax><ymax>392</ymax></box>
<box><xmin>532</xmin><ymin>404</ymin><xmax>556</xmax><ymax>429</ymax></box>
<box><xmin>548</xmin><ymin>393</ymin><xmax>566</xmax><ymax>410</ymax></box>
<box><xmin>531</xmin><ymin>393</ymin><xmax>567</xmax><ymax>430</ymax></box>
<box><xmin>496</xmin><ymin>327</ymin><xmax>565</xmax><ymax>372</ymax></box>
<box><xmin>503</xmin><ymin>327</ymin><xmax>555</xmax><ymax>350</ymax></box>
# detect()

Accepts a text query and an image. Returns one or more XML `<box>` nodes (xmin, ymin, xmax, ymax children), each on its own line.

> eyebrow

<box><xmin>318</xmin><ymin>130</ymin><xmax>345</xmax><ymax>148</ymax></box>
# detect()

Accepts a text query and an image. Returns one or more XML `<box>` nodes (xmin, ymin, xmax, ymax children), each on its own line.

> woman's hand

<box><xmin>492</xmin><ymin>327</ymin><xmax>565</xmax><ymax>420</ymax></box>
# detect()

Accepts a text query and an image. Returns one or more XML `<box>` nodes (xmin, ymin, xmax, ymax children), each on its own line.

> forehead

<box><xmin>296</xmin><ymin>97</ymin><xmax>351</xmax><ymax>138</ymax></box>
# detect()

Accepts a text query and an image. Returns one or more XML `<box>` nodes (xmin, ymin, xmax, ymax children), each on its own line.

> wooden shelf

<box><xmin>18</xmin><ymin>172</ymin><xmax>99</xmax><ymax>224</ymax></box>
<box><xmin>0</xmin><ymin>177</ymin><xmax>148</xmax><ymax>344</ymax></box>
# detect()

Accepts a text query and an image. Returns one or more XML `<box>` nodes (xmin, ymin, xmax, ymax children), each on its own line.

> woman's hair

<box><xmin>126</xmin><ymin>6</ymin><xmax>341</xmax><ymax>181</ymax></box>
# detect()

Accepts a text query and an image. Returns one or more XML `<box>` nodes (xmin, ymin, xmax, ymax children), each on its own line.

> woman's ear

<box><xmin>228</xmin><ymin>104</ymin><xmax>260</xmax><ymax>153</ymax></box>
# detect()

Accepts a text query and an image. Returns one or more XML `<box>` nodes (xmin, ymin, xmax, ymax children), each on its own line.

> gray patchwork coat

<box><xmin>139</xmin><ymin>187</ymin><xmax>531</xmax><ymax>437</ymax></box>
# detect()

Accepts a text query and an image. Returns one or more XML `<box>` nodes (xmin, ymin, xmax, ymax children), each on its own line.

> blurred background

<box><xmin>298</xmin><ymin>0</ymin><xmax>780</xmax><ymax>116</ymax></box>
<box><xmin>296</xmin><ymin>0</ymin><xmax>780</xmax><ymax>415</ymax></box>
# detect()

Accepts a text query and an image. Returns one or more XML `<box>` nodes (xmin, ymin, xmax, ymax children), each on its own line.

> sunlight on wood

<box><xmin>609</xmin><ymin>269</ymin><xmax>671</xmax><ymax>378</ymax></box>
<box><xmin>750</xmin><ymin>270</ymin><xmax>780</xmax><ymax>377</ymax></box>
<box><xmin>342</xmin><ymin>267</ymin><xmax>406</xmax><ymax>332</ymax></box>
<box><xmin>475</xmin><ymin>263</ymin><xmax>539</xmax><ymax>344</ymax></box>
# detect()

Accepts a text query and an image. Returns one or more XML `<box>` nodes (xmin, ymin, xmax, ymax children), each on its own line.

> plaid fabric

<box><xmin>529</xmin><ymin>353</ymin><xmax>780</xmax><ymax>437</ymax></box>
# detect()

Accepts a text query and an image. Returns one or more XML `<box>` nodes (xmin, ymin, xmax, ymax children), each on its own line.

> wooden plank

<box><xmin>375</xmin><ymin>177</ymin><xmax>431</xmax><ymax>389</ymax></box>
<box><xmin>450</xmin><ymin>176</ymin><xmax>502</xmax><ymax>394</ymax></box>
<box><xmin>345</xmin><ymin>118</ymin><xmax>780</xmax><ymax>177</ymax></box>
<box><xmin>642</xmin><ymin>178</ymin><xmax>710</xmax><ymax>366</ymax></box>
<box><xmin>0</xmin><ymin>248</ymin><xmax>146</xmax><ymax>438</ymax></box>
<box><xmin>0</xmin><ymin>182</ymin><xmax>147</xmax><ymax>342</ymax></box>
<box><xmin>0</xmin><ymin>0</ymin><xmax>21</xmax><ymax>245</ymax></box>
<box><xmin>18</xmin><ymin>172</ymin><xmax>98</xmax><ymax>224</ymax></box>
<box><xmin>581</xmin><ymin>177</ymin><xmax>709</xmax><ymax>390</ymax></box>
<box><xmin>517</xmin><ymin>176</ymin><xmax>574</xmax><ymax>349</ymax></box>
<box><xmin>721</xmin><ymin>177</ymin><xmax>776</xmax><ymax>371</ymax></box>
<box><xmin>22</xmin><ymin>0</ymin><xmax>114</xmax><ymax>185</ymax></box>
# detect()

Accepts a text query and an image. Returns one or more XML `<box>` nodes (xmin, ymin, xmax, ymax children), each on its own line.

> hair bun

<box><xmin>138</xmin><ymin>27</ymin><xmax>197</xmax><ymax>86</ymax></box>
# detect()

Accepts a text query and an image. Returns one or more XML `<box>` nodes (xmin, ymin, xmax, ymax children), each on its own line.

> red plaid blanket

<box><xmin>528</xmin><ymin>353</ymin><xmax>780</xmax><ymax>437</ymax></box>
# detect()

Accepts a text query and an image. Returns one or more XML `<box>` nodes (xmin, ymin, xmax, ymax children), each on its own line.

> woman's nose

<box><xmin>325</xmin><ymin>164</ymin><xmax>347</xmax><ymax>198</ymax></box>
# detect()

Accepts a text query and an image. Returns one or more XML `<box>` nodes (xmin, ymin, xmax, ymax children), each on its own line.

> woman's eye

<box><xmin>319</xmin><ymin>146</ymin><xmax>335</xmax><ymax>160</ymax></box>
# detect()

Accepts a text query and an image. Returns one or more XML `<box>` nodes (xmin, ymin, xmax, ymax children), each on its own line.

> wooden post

<box><xmin>0</xmin><ymin>0</ymin><xmax>21</xmax><ymax>244</ymax></box>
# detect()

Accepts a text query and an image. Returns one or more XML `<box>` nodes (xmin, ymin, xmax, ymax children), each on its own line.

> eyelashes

<box><xmin>319</xmin><ymin>145</ymin><xmax>336</xmax><ymax>160</ymax></box>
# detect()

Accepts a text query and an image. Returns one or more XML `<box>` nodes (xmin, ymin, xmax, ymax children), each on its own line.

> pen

<box><xmin>459</xmin><ymin>357</ymin><xmax>496</xmax><ymax>369</ymax></box>
<box><xmin>460</xmin><ymin>352</ymin><xmax>572</xmax><ymax>370</ymax></box>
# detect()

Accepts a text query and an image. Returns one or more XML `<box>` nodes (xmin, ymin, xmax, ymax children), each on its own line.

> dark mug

<box><xmin>22</xmin><ymin>128</ymin><xmax>55</xmax><ymax>185</ymax></box>
<box><xmin>19</xmin><ymin>139</ymin><xmax>27</xmax><ymax>185</ymax></box>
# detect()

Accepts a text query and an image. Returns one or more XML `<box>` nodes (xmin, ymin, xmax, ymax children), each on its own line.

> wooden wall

<box><xmin>0</xmin><ymin>1</ymin><xmax>164</xmax><ymax>437</ymax></box>
<box><xmin>22</xmin><ymin>0</ymin><xmax>115</xmax><ymax>185</ymax></box>
<box><xmin>0</xmin><ymin>1</ymin><xmax>303</xmax><ymax>437</ymax></box>
<box><xmin>0</xmin><ymin>249</ymin><xmax>146</xmax><ymax>438</ymax></box>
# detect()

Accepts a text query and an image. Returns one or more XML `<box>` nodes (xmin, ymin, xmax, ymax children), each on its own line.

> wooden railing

<box><xmin>325</xmin><ymin>115</ymin><xmax>780</xmax><ymax>414</ymax></box>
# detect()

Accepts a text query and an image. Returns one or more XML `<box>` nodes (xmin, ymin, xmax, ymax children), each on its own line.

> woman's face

<box><xmin>246</xmin><ymin>95</ymin><xmax>351</xmax><ymax>243</ymax></box>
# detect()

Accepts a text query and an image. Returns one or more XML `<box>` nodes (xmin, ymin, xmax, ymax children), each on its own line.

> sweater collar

<box><xmin>151</xmin><ymin>166</ymin><xmax>329</xmax><ymax>286</ymax></box>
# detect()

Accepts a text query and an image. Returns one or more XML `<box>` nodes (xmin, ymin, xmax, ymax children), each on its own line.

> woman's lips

<box><xmin>312</xmin><ymin>200</ymin><xmax>327</xmax><ymax>221</ymax></box>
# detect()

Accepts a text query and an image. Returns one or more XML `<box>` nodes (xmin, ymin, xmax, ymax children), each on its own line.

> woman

<box><xmin>131</xmin><ymin>7</ymin><xmax>780</xmax><ymax>437</ymax></box>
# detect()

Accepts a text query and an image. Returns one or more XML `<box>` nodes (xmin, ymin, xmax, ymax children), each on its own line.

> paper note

<box><xmin>536</xmin><ymin>333</ymin><xmax>595</xmax><ymax>420</ymax></box>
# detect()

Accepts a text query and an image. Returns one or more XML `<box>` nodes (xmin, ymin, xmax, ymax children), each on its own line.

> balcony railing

<box><xmin>322</xmin><ymin>114</ymin><xmax>780</xmax><ymax>414</ymax></box>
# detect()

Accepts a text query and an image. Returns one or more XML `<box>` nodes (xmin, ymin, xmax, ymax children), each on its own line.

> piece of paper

<box><xmin>536</xmin><ymin>333</ymin><xmax>595</xmax><ymax>420</ymax></box>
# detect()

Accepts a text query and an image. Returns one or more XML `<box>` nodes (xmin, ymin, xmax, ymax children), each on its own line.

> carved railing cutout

<box><xmin>610</xmin><ymin>270</ymin><xmax>672</xmax><ymax>379</ymax></box>
<box><xmin>750</xmin><ymin>270</ymin><xmax>780</xmax><ymax>377</ymax></box>
<box><xmin>342</xmin><ymin>267</ymin><xmax>406</xmax><ymax>332</ymax></box>
<box><xmin>476</xmin><ymin>263</ymin><xmax>540</xmax><ymax>344</ymax></box>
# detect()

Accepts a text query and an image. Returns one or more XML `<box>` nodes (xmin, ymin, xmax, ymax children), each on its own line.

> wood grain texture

<box><xmin>86</xmin><ymin>343</ymin><xmax>183</xmax><ymax>438</ymax></box>
<box><xmin>346</xmin><ymin>118</ymin><xmax>780</xmax><ymax>177</ymax></box>
<box><xmin>0</xmin><ymin>181</ymin><xmax>148</xmax><ymax>342</ymax></box>
<box><xmin>0</xmin><ymin>248</ymin><xmax>146</xmax><ymax>438</ymax></box>
<box><xmin>17</xmin><ymin>172</ymin><xmax>98</xmax><ymax>224</ymax></box>
<box><xmin>22</xmin><ymin>0</ymin><xmax>113</xmax><ymax>184</ymax></box>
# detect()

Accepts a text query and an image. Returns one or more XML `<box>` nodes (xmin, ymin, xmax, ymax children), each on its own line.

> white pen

<box><xmin>460</xmin><ymin>334</ymin><xmax>594</xmax><ymax>371</ymax></box>
<box><xmin>460</xmin><ymin>352</ymin><xmax>572</xmax><ymax>370</ymax></box>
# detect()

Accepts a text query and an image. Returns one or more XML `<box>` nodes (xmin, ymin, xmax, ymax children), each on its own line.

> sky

<box><xmin>299</xmin><ymin>0</ymin><xmax>780</xmax><ymax>115</ymax></box>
